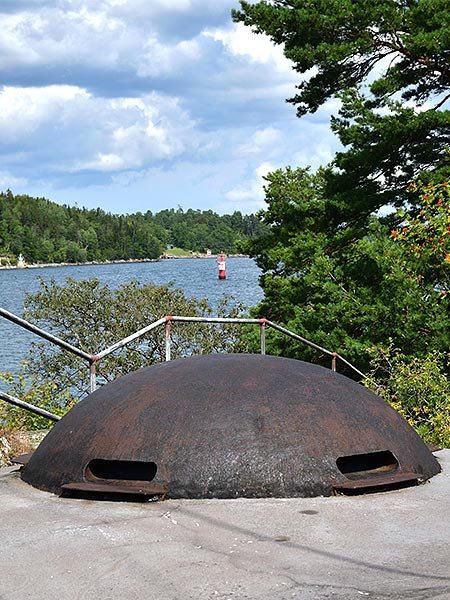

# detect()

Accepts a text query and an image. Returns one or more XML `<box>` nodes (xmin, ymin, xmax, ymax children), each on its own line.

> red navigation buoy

<box><xmin>218</xmin><ymin>252</ymin><xmax>226</xmax><ymax>280</ymax></box>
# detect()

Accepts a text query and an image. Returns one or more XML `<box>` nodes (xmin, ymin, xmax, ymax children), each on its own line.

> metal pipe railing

<box><xmin>1</xmin><ymin>308</ymin><xmax>365</xmax><ymax>420</ymax></box>
<box><xmin>94</xmin><ymin>317</ymin><xmax>167</xmax><ymax>360</ymax></box>
<box><xmin>264</xmin><ymin>320</ymin><xmax>336</xmax><ymax>361</ymax></box>
<box><xmin>0</xmin><ymin>308</ymin><xmax>92</xmax><ymax>362</ymax></box>
<box><xmin>0</xmin><ymin>390</ymin><xmax>60</xmax><ymax>422</ymax></box>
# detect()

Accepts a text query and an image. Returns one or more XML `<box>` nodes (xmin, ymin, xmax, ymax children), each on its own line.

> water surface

<box><xmin>0</xmin><ymin>257</ymin><xmax>262</xmax><ymax>373</ymax></box>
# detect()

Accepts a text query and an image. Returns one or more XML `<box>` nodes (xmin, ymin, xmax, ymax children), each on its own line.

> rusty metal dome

<box><xmin>21</xmin><ymin>354</ymin><xmax>440</xmax><ymax>500</ymax></box>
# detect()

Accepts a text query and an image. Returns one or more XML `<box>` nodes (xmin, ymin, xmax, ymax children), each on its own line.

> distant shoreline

<box><xmin>0</xmin><ymin>254</ymin><xmax>248</xmax><ymax>270</ymax></box>
<box><xmin>0</xmin><ymin>258</ymin><xmax>159</xmax><ymax>270</ymax></box>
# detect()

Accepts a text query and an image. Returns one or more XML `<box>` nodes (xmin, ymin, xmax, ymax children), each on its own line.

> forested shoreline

<box><xmin>0</xmin><ymin>190</ymin><xmax>267</xmax><ymax>265</ymax></box>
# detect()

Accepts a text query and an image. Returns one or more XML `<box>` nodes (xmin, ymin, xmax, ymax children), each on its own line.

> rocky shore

<box><xmin>0</xmin><ymin>258</ymin><xmax>160</xmax><ymax>270</ymax></box>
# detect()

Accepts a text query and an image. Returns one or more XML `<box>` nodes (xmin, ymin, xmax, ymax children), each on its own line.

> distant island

<box><xmin>0</xmin><ymin>190</ymin><xmax>267</xmax><ymax>267</ymax></box>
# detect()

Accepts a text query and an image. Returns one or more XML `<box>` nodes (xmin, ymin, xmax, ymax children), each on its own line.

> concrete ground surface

<box><xmin>0</xmin><ymin>450</ymin><xmax>449</xmax><ymax>600</ymax></box>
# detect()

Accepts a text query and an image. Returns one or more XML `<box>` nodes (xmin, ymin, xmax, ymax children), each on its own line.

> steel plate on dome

<box><xmin>21</xmin><ymin>354</ymin><xmax>441</xmax><ymax>500</ymax></box>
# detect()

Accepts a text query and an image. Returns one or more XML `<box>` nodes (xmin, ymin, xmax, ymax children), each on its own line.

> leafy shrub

<box><xmin>0</xmin><ymin>368</ymin><xmax>74</xmax><ymax>431</ymax></box>
<box><xmin>18</xmin><ymin>277</ymin><xmax>253</xmax><ymax>400</ymax></box>
<box><xmin>363</xmin><ymin>345</ymin><xmax>450</xmax><ymax>448</ymax></box>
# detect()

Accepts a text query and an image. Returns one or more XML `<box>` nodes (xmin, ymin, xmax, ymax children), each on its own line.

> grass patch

<box><xmin>164</xmin><ymin>247</ymin><xmax>195</xmax><ymax>257</ymax></box>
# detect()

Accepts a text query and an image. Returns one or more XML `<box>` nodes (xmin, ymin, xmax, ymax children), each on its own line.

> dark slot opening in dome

<box><xmin>336</xmin><ymin>450</ymin><xmax>398</xmax><ymax>480</ymax></box>
<box><xmin>85</xmin><ymin>459</ymin><xmax>157</xmax><ymax>483</ymax></box>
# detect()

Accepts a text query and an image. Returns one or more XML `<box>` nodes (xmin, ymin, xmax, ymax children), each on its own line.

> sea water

<box><xmin>0</xmin><ymin>257</ymin><xmax>263</xmax><ymax>374</ymax></box>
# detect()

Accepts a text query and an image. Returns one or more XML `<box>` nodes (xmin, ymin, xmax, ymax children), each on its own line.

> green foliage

<box><xmin>0</xmin><ymin>191</ymin><xmax>166</xmax><ymax>263</ymax></box>
<box><xmin>153</xmin><ymin>207</ymin><xmax>267</xmax><ymax>254</ymax></box>
<box><xmin>164</xmin><ymin>246</ymin><xmax>193</xmax><ymax>256</ymax></box>
<box><xmin>233</xmin><ymin>1</ymin><xmax>450</xmax><ymax>443</ymax></box>
<box><xmin>233</xmin><ymin>0</ymin><xmax>450</xmax><ymax>373</ymax></box>
<box><xmin>329</xmin><ymin>91</ymin><xmax>450</xmax><ymax>218</ymax></box>
<box><xmin>233</xmin><ymin>0</ymin><xmax>450</xmax><ymax>115</ymax></box>
<box><xmin>20</xmin><ymin>277</ymin><xmax>253</xmax><ymax>399</ymax></box>
<box><xmin>245</xmin><ymin>168</ymin><xmax>450</xmax><ymax>373</ymax></box>
<box><xmin>0</xmin><ymin>191</ymin><xmax>267</xmax><ymax>265</ymax></box>
<box><xmin>0</xmin><ymin>369</ymin><xmax>74</xmax><ymax>430</ymax></box>
<box><xmin>392</xmin><ymin>180</ymin><xmax>450</xmax><ymax>293</ymax></box>
<box><xmin>233</xmin><ymin>0</ymin><xmax>450</xmax><ymax>220</ymax></box>
<box><xmin>363</xmin><ymin>346</ymin><xmax>450</xmax><ymax>448</ymax></box>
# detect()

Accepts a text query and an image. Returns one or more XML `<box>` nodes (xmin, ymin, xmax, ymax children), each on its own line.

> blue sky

<box><xmin>0</xmin><ymin>0</ymin><xmax>341</xmax><ymax>216</ymax></box>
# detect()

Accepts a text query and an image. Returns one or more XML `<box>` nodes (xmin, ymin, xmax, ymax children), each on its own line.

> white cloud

<box><xmin>0</xmin><ymin>8</ymin><xmax>134</xmax><ymax>70</ymax></box>
<box><xmin>238</xmin><ymin>127</ymin><xmax>283</xmax><ymax>157</ymax></box>
<box><xmin>0</xmin><ymin>2</ymin><xmax>234</xmax><ymax>75</ymax></box>
<box><xmin>0</xmin><ymin>1</ymin><xmax>341</xmax><ymax>215</ymax></box>
<box><xmin>0</xmin><ymin>86</ymin><xmax>91</xmax><ymax>141</ymax></box>
<box><xmin>293</xmin><ymin>141</ymin><xmax>336</xmax><ymax>171</ymax></box>
<box><xmin>0</xmin><ymin>86</ymin><xmax>197</xmax><ymax>174</ymax></box>
<box><xmin>204</xmin><ymin>22</ymin><xmax>293</xmax><ymax>74</ymax></box>
<box><xmin>136</xmin><ymin>37</ymin><xmax>201</xmax><ymax>77</ymax></box>
<box><xmin>224</xmin><ymin>161</ymin><xmax>275</xmax><ymax>212</ymax></box>
<box><xmin>0</xmin><ymin>172</ymin><xmax>27</xmax><ymax>190</ymax></box>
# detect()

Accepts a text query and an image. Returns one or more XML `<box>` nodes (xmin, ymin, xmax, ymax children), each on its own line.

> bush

<box><xmin>7</xmin><ymin>277</ymin><xmax>253</xmax><ymax>402</ymax></box>
<box><xmin>0</xmin><ymin>369</ymin><xmax>74</xmax><ymax>431</ymax></box>
<box><xmin>363</xmin><ymin>345</ymin><xmax>450</xmax><ymax>448</ymax></box>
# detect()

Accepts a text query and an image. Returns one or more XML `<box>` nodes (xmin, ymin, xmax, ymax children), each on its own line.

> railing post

<box><xmin>260</xmin><ymin>320</ymin><xmax>266</xmax><ymax>355</ymax></box>
<box><xmin>89</xmin><ymin>357</ymin><xmax>98</xmax><ymax>393</ymax></box>
<box><xmin>165</xmin><ymin>318</ymin><xmax>171</xmax><ymax>361</ymax></box>
<box><xmin>332</xmin><ymin>352</ymin><xmax>337</xmax><ymax>372</ymax></box>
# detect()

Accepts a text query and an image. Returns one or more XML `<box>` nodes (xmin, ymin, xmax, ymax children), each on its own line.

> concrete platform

<box><xmin>1</xmin><ymin>450</ymin><xmax>450</xmax><ymax>600</ymax></box>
